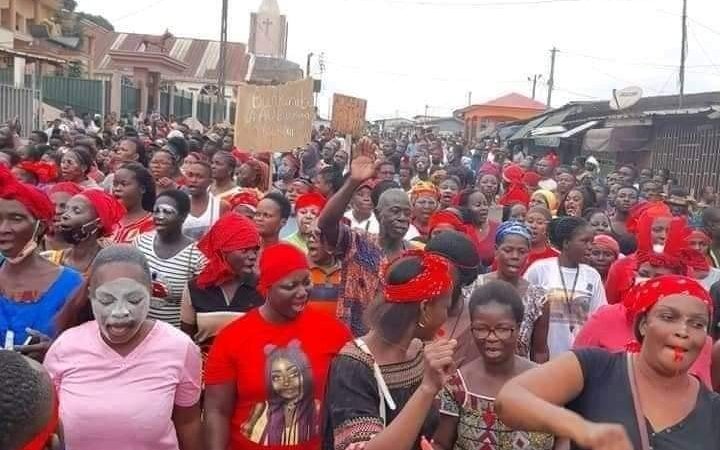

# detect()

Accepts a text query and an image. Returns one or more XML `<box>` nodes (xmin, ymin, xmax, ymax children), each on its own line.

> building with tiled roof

<box><xmin>454</xmin><ymin>92</ymin><xmax>547</xmax><ymax>140</ymax></box>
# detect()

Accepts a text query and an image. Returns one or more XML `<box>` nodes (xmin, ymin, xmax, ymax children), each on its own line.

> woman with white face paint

<box><xmin>43</xmin><ymin>246</ymin><xmax>203</xmax><ymax>450</ymax></box>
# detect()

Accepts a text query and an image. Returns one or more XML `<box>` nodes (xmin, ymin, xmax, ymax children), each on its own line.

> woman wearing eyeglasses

<box><xmin>433</xmin><ymin>280</ymin><xmax>554</xmax><ymax>450</ymax></box>
<box><xmin>409</xmin><ymin>182</ymin><xmax>439</xmax><ymax>242</ymax></box>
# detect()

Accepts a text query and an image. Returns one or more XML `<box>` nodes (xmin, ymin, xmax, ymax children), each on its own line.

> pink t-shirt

<box><xmin>44</xmin><ymin>320</ymin><xmax>202</xmax><ymax>450</ymax></box>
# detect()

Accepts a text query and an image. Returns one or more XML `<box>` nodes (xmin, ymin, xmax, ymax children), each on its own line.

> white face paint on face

<box><xmin>91</xmin><ymin>277</ymin><xmax>150</xmax><ymax>345</ymax></box>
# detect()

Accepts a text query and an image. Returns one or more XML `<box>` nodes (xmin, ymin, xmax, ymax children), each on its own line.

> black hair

<box><xmin>31</xmin><ymin>130</ymin><xmax>49</xmax><ymax>144</ymax></box>
<box><xmin>27</xmin><ymin>144</ymin><xmax>52</xmax><ymax>162</ymax></box>
<box><xmin>555</xmin><ymin>165</ymin><xmax>573</xmax><ymax>175</ymax></box>
<box><xmin>619</xmin><ymin>163</ymin><xmax>638</xmax><ymax>180</ymax></box>
<box><xmin>0</xmin><ymin>350</ymin><xmax>54</xmax><ymax>450</ymax></box>
<box><xmin>468</xmin><ymin>279</ymin><xmax>525</xmax><ymax>324</ymax></box>
<box><xmin>548</xmin><ymin>216</ymin><xmax>589</xmax><ymax>250</ymax></box>
<box><xmin>66</xmin><ymin>146</ymin><xmax>94</xmax><ymax>174</ymax></box>
<box><xmin>167</xmin><ymin>136</ymin><xmax>189</xmax><ymax>160</ymax></box>
<box><xmin>263</xmin><ymin>191</ymin><xmax>292</xmax><ymax>219</ymax></box>
<box><xmin>527</xmin><ymin>205</ymin><xmax>552</xmax><ymax>221</ymax></box>
<box><xmin>156</xmin><ymin>188</ymin><xmax>191</xmax><ymax>218</ymax></box>
<box><xmin>447</xmin><ymin>166</ymin><xmax>475</xmax><ymax>190</ymax></box>
<box><xmin>120</xmin><ymin>137</ymin><xmax>148</xmax><ymax>167</ymax></box>
<box><xmin>703</xmin><ymin>207</ymin><xmax>720</xmax><ymax>228</ymax></box>
<box><xmin>669</xmin><ymin>185</ymin><xmax>690</xmax><ymax>198</ymax></box>
<box><xmin>318</xmin><ymin>166</ymin><xmax>344</xmax><ymax>194</ymax></box>
<box><xmin>557</xmin><ymin>186</ymin><xmax>596</xmax><ymax>217</ymax></box>
<box><xmin>118</xmin><ymin>162</ymin><xmax>156</xmax><ymax>212</ymax></box>
<box><xmin>617</xmin><ymin>185</ymin><xmax>640</xmax><ymax>196</ymax></box>
<box><xmin>0</xmin><ymin>148</ymin><xmax>20</xmax><ymax>166</ymax></box>
<box><xmin>368</xmin><ymin>257</ymin><xmax>425</xmax><ymax>343</ymax></box>
<box><xmin>592</xmin><ymin>183</ymin><xmax>610</xmax><ymax>196</ymax></box>
<box><xmin>377</xmin><ymin>160</ymin><xmax>396</xmax><ymax>171</ymax></box>
<box><xmin>440</xmin><ymin>175</ymin><xmax>462</xmax><ymax>190</ymax></box>
<box><xmin>371</xmin><ymin>180</ymin><xmax>401</xmax><ymax>208</ymax></box>
<box><xmin>583</xmin><ymin>207</ymin><xmax>609</xmax><ymax>222</ymax></box>
<box><xmin>426</xmin><ymin>230</ymin><xmax>481</xmax><ymax>290</ymax></box>
<box><xmin>457</xmin><ymin>188</ymin><xmax>481</xmax><ymax>208</ymax></box>
<box><xmin>213</xmin><ymin>150</ymin><xmax>237</xmax><ymax>172</ymax></box>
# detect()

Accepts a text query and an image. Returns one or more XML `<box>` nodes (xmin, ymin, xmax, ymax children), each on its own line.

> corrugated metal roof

<box><xmin>92</xmin><ymin>31</ymin><xmax>249</xmax><ymax>84</ymax></box>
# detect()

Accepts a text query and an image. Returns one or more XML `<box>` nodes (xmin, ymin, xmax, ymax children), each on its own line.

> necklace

<box><xmin>557</xmin><ymin>259</ymin><xmax>580</xmax><ymax>333</ymax></box>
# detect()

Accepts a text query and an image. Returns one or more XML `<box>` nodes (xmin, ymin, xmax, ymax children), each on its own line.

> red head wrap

<box><xmin>0</xmin><ymin>165</ymin><xmax>53</xmax><ymax>222</ymax></box>
<box><xmin>381</xmin><ymin>250</ymin><xmax>454</xmax><ymax>303</ymax></box>
<box><xmin>228</xmin><ymin>190</ymin><xmax>261</xmax><ymax>212</ymax></box>
<box><xmin>626</xmin><ymin>201</ymin><xmax>671</xmax><ymax>235</ymax></box>
<box><xmin>20</xmin><ymin>390</ymin><xmax>58</xmax><ymax>450</ymax></box>
<box><xmin>479</xmin><ymin>161</ymin><xmax>501</xmax><ymax>177</ymax></box>
<box><xmin>410</xmin><ymin>181</ymin><xmax>439</xmax><ymax>203</ymax></box>
<box><xmin>636</xmin><ymin>216</ymin><xmax>687</xmax><ymax>273</ymax></box>
<box><xmin>624</xmin><ymin>275</ymin><xmax>713</xmax><ymax>320</ymax></box>
<box><xmin>295</xmin><ymin>192</ymin><xmax>327</xmax><ymax>212</ymax></box>
<box><xmin>48</xmin><ymin>181</ymin><xmax>83</xmax><ymax>197</ymax></box>
<box><xmin>544</xmin><ymin>152</ymin><xmax>559</xmax><ymax>168</ymax></box>
<box><xmin>17</xmin><ymin>161</ymin><xmax>58</xmax><ymax>184</ymax></box>
<box><xmin>77</xmin><ymin>189</ymin><xmax>126</xmax><ymax>237</ymax></box>
<box><xmin>502</xmin><ymin>164</ymin><xmax>525</xmax><ymax>184</ymax></box>
<box><xmin>428</xmin><ymin>210</ymin><xmax>465</xmax><ymax>235</ymax></box>
<box><xmin>689</xmin><ymin>229</ymin><xmax>711</xmax><ymax>244</ymax></box>
<box><xmin>258</xmin><ymin>243</ymin><xmax>309</xmax><ymax>296</ymax></box>
<box><xmin>197</xmin><ymin>213</ymin><xmax>261</xmax><ymax>289</ymax></box>
<box><xmin>499</xmin><ymin>164</ymin><xmax>530</xmax><ymax>207</ymax></box>
<box><xmin>592</xmin><ymin>234</ymin><xmax>620</xmax><ymax>257</ymax></box>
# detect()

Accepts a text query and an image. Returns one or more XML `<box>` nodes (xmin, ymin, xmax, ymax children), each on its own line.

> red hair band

<box><xmin>20</xmin><ymin>390</ymin><xmax>58</xmax><ymax>450</ymax></box>
<box><xmin>295</xmin><ymin>192</ymin><xmax>327</xmax><ymax>212</ymax></box>
<box><xmin>382</xmin><ymin>250</ymin><xmax>454</xmax><ymax>304</ymax></box>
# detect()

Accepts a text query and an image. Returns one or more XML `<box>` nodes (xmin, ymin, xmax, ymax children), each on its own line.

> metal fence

<box><xmin>41</xmin><ymin>76</ymin><xmax>104</xmax><ymax>117</ymax></box>
<box><xmin>0</xmin><ymin>84</ymin><xmax>38</xmax><ymax>137</ymax></box>
<box><xmin>173</xmin><ymin>90</ymin><xmax>194</xmax><ymax>120</ymax></box>
<box><xmin>121</xmin><ymin>84</ymin><xmax>140</xmax><ymax>117</ymax></box>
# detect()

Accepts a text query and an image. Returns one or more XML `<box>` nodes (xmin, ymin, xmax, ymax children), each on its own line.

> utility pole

<box><xmin>306</xmin><ymin>52</ymin><xmax>314</xmax><ymax>78</ymax></box>
<box><xmin>424</xmin><ymin>104</ymin><xmax>429</xmax><ymax>120</ymax></box>
<box><xmin>679</xmin><ymin>0</ymin><xmax>688</xmax><ymax>108</ymax></box>
<box><xmin>546</xmin><ymin>47</ymin><xmax>558</xmax><ymax>107</ymax></box>
<box><xmin>467</xmin><ymin>91</ymin><xmax>472</xmax><ymax>106</ymax></box>
<box><xmin>217</xmin><ymin>0</ymin><xmax>228</xmax><ymax>122</ymax></box>
<box><xmin>528</xmin><ymin>74</ymin><xmax>543</xmax><ymax>100</ymax></box>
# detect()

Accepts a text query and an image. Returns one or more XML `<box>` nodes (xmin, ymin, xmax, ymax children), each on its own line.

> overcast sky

<box><xmin>76</xmin><ymin>0</ymin><xmax>720</xmax><ymax>120</ymax></box>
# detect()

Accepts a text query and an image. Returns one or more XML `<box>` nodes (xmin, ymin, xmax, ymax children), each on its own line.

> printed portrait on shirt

<box><xmin>545</xmin><ymin>283</ymin><xmax>594</xmax><ymax>326</ymax></box>
<box><xmin>242</xmin><ymin>340</ymin><xmax>320</xmax><ymax>445</ymax></box>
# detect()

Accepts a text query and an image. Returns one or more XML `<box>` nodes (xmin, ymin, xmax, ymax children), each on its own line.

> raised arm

<box><xmin>495</xmin><ymin>352</ymin><xmax>632</xmax><ymax>450</ymax></box>
<box><xmin>318</xmin><ymin>141</ymin><xmax>376</xmax><ymax>247</ymax></box>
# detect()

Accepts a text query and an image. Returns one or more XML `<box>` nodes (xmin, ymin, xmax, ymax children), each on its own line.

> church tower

<box><xmin>248</xmin><ymin>0</ymin><xmax>288</xmax><ymax>59</ymax></box>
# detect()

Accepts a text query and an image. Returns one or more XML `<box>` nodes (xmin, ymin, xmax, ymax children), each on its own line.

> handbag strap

<box><xmin>626</xmin><ymin>353</ymin><xmax>651</xmax><ymax>450</ymax></box>
<box><xmin>354</xmin><ymin>338</ymin><xmax>397</xmax><ymax>425</ymax></box>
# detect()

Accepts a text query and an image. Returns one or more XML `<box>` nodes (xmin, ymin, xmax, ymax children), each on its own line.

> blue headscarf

<box><xmin>495</xmin><ymin>221</ymin><xmax>532</xmax><ymax>246</ymax></box>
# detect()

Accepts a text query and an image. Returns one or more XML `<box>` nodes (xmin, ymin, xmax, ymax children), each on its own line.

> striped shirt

<box><xmin>133</xmin><ymin>232</ymin><xmax>207</xmax><ymax>327</ymax></box>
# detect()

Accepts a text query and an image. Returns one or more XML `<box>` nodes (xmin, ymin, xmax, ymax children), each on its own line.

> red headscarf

<box><xmin>626</xmin><ymin>201</ymin><xmax>671</xmax><ymax>235</ymax></box>
<box><xmin>197</xmin><ymin>213</ymin><xmax>261</xmax><ymax>289</ymax></box>
<box><xmin>0</xmin><ymin>165</ymin><xmax>53</xmax><ymax>222</ymax></box>
<box><xmin>624</xmin><ymin>275</ymin><xmax>713</xmax><ymax>326</ymax></box>
<box><xmin>17</xmin><ymin>161</ymin><xmax>58</xmax><ymax>184</ymax></box>
<box><xmin>381</xmin><ymin>250</ymin><xmax>453</xmax><ymax>303</ymax></box>
<box><xmin>48</xmin><ymin>181</ymin><xmax>83</xmax><ymax>197</ymax></box>
<box><xmin>295</xmin><ymin>192</ymin><xmax>327</xmax><ymax>212</ymax></box>
<box><xmin>428</xmin><ymin>210</ymin><xmax>465</xmax><ymax>235</ymax></box>
<box><xmin>77</xmin><ymin>189</ymin><xmax>126</xmax><ymax>237</ymax></box>
<box><xmin>499</xmin><ymin>164</ymin><xmax>530</xmax><ymax>207</ymax></box>
<box><xmin>593</xmin><ymin>234</ymin><xmax>620</xmax><ymax>257</ymax></box>
<box><xmin>228</xmin><ymin>190</ymin><xmax>261</xmax><ymax>212</ymax></box>
<box><xmin>522</xmin><ymin>170</ymin><xmax>542</xmax><ymax>189</ymax></box>
<box><xmin>258</xmin><ymin>243</ymin><xmax>309</xmax><ymax>296</ymax></box>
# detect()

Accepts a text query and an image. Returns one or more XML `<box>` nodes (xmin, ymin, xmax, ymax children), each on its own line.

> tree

<box><xmin>63</xmin><ymin>0</ymin><xmax>77</xmax><ymax>11</ymax></box>
<box><xmin>76</xmin><ymin>12</ymin><xmax>114</xmax><ymax>31</ymax></box>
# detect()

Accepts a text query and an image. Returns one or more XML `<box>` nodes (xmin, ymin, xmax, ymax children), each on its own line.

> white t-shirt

<box><xmin>524</xmin><ymin>257</ymin><xmax>607</xmax><ymax>358</ymax></box>
<box><xmin>343</xmin><ymin>210</ymin><xmax>420</xmax><ymax>240</ymax></box>
<box><xmin>700</xmin><ymin>268</ymin><xmax>720</xmax><ymax>291</ymax></box>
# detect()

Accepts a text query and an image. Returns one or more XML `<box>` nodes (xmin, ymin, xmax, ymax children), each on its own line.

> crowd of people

<box><xmin>2</xmin><ymin>109</ymin><xmax>720</xmax><ymax>450</ymax></box>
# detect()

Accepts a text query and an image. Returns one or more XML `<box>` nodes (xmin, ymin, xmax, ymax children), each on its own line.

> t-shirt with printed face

<box><xmin>204</xmin><ymin>307</ymin><xmax>351</xmax><ymax>450</ymax></box>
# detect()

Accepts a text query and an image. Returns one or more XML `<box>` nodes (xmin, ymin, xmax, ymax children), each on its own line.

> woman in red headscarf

<box><xmin>43</xmin><ymin>181</ymin><xmax>83</xmax><ymax>251</ymax></box>
<box><xmin>0</xmin><ymin>166</ymin><xmax>83</xmax><ymax>358</ymax></box>
<box><xmin>497</xmin><ymin>275</ymin><xmax>719</xmax><ymax>450</ymax></box>
<box><xmin>588</xmin><ymin>234</ymin><xmax>620</xmax><ymax>281</ymax></box>
<box><xmin>285</xmin><ymin>192</ymin><xmax>327</xmax><ymax>253</ymax></box>
<box><xmin>204</xmin><ymin>243</ymin><xmax>351</xmax><ymax>450</ymax></box>
<box><xmin>428</xmin><ymin>210</ymin><xmax>466</xmax><ymax>241</ymax></box>
<box><xmin>323</xmin><ymin>250</ymin><xmax>458</xmax><ymax>450</ymax></box>
<box><xmin>44</xmin><ymin>189</ymin><xmax>124</xmax><ymax>275</ymax></box>
<box><xmin>228</xmin><ymin>189</ymin><xmax>261</xmax><ymax>219</ymax></box>
<box><xmin>605</xmin><ymin>201</ymin><xmax>673</xmax><ymax>304</ymax></box>
<box><xmin>574</xmin><ymin>218</ymin><xmax>715</xmax><ymax>387</ymax></box>
<box><xmin>499</xmin><ymin>164</ymin><xmax>530</xmax><ymax>209</ymax></box>
<box><xmin>11</xmin><ymin>160</ymin><xmax>58</xmax><ymax>186</ymax></box>
<box><xmin>410</xmin><ymin>182</ymin><xmax>439</xmax><ymax>241</ymax></box>
<box><xmin>180</xmin><ymin>213</ymin><xmax>264</xmax><ymax>353</ymax></box>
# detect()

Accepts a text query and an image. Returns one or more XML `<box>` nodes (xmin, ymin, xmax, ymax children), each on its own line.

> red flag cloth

<box><xmin>0</xmin><ymin>165</ymin><xmax>53</xmax><ymax>222</ymax></box>
<box><xmin>197</xmin><ymin>213</ymin><xmax>261</xmax><ymax>289</ymax></box>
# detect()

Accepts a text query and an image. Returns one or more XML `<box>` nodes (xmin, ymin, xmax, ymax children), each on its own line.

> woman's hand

<box><xmin>15</xmin><ymin>328</ymin><xmax>52</xmax><ymax>361</ymax></box>
<box><xmin>421</xmin><ymin>339</ymin><xmax>457</xmax><ymax>394</ymax></box>
<box><xmin>574</xmin><ymin>422</ymin><xmax>633</xmax><ymax>450</ymax></box>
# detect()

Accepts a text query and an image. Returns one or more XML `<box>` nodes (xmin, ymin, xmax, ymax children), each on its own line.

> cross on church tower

<box><xmin>261</xmin><ymin>17</ymin><xmax>274</xmax><ymax>36</ymax></box>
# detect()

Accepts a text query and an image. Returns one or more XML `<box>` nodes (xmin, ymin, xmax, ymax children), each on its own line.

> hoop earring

<box><xmin>417</xmin><ymin>322</ymin><xmax>426</xmax><ymax>329</ymax></box>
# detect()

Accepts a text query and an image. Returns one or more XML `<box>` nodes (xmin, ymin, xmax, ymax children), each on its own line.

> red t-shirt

<box><xmin>524</xmin><ymin>246</ymin><xmax>560</xmax><ymax>273</ymax></box>
<box><xmin>604</xmin><ymin>254</ymin><xmax>638</xmax><ymax>305</ymax></box>
<box><xmin>573</xmin><ymin>303</ymin><xmax>713</xmax><ymax>388</ymax></box>
<box><xmin>204</xmin><ymin>308</ymin><xmax>351</xmax><ymax>450</ymax></box>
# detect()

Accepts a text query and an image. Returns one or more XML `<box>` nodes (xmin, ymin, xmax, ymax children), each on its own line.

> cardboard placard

<box><xmin>331</xmin><ymin>94</ymin><xmax>367</xmax><ymax>137</ymax></box>
<box><xmin>234</xmin><ymin>78</ymin><xmax>314</xmax><ymax>152</ymax></box>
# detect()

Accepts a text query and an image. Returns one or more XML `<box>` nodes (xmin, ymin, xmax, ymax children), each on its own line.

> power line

<box><xmin>690</xmin><ymin>27</ymin><xmax>720</xmax><ymax>77</ymax></box>
<box><xmin>339</xmin><ymin>0</ymin><xmax>628</xmax><ymax>7</ymax></box>
<box><xmin>110</xmin><ymin>0</ymin><xmax>173</xmax><ymax>22</ymax></box>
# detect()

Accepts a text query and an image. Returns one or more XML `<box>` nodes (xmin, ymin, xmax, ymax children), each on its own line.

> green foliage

<box><xmin>75</xmin><ymin>12</ymin><xmax>114</xmax><ymax>31</ymax></box>
<box><xmin>63</xmin><ymin>0</ymin><xmax>77</xmax><ymax>11</ymax></box>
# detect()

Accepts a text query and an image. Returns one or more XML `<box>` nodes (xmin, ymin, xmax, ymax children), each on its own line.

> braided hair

<box><xmin>548</xmin><ymin>216</ymin><xmax>589</xmax><ymax>250</ymax></box>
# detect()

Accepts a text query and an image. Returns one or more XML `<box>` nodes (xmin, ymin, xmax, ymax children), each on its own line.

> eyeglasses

<box><xmin>471</xmin><ymin>325</ymin><xmax>515</xmax><ymax>340</ymax></box>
